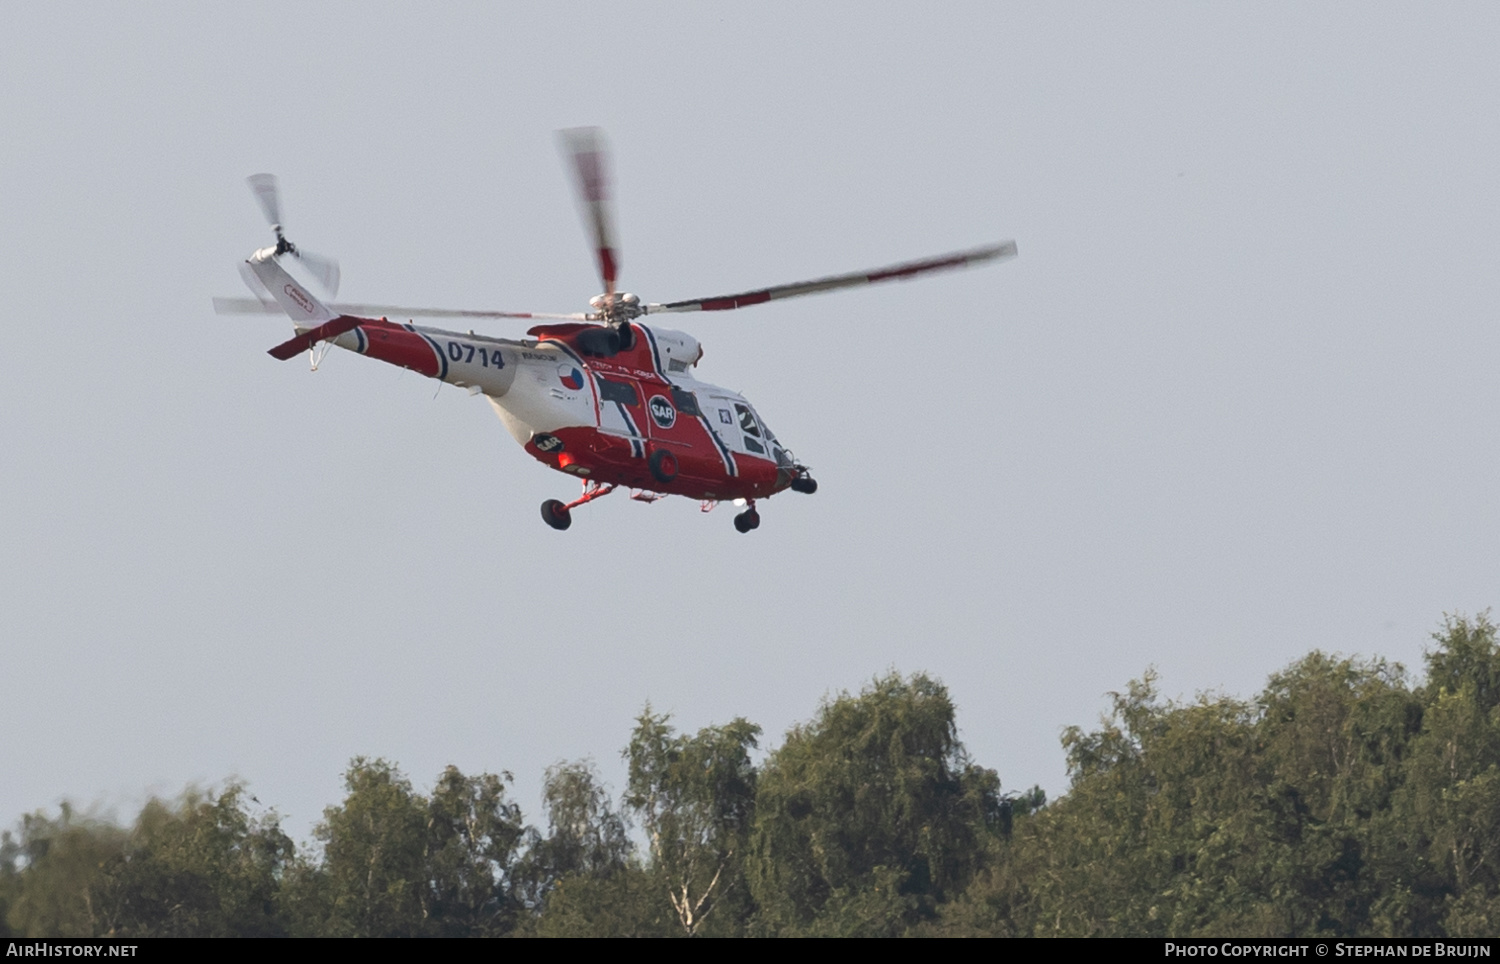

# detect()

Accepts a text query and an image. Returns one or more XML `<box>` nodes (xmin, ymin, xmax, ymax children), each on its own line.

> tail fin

<box><xmin>244</xmin><ymin>249</ymin><xmax>336</xmax><ymax>327</ymax></box>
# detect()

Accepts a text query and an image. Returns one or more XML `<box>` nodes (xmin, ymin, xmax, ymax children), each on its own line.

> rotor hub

<box><xmin>272</xmin><ymin>228</ymin><xmax>297</xmax><ymax>257</ymax></box>
<box><xmin>589</xmin><ymin>291</ymin><xmax>643</xmax><ymax>325</ymax></box>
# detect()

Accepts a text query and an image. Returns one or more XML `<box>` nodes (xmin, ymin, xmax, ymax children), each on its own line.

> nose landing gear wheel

<box><xmin>790</xmin><ymin>476</ymin><xmax>818</xmax><ymax>494</ymax></box>
<box><xmin>733</xmin><ymin>508</ymin><xmax>760</xmax><ymax>533</ymax></box>
<box><xmin>541</xmin><ymin>499</ymin><xmax>572</xmax><ymax>530</ymax></box>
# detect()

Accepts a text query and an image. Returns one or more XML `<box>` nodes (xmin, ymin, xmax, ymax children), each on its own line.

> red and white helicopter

<box><xmin>217</xmin><ymin>129</ymin><xmax>1017</xmax><ymax>532</ymax></box>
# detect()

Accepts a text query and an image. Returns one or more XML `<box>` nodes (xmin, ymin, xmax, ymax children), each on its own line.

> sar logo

<box><xmin>532</xmin><ymin>433</ymin><xmax>564</xmax><ymax>453</ymax></box>
<box><xmin>648</xmin><ymin>394</ymin><xmax>676</xmax><ymax>429</ymax></box>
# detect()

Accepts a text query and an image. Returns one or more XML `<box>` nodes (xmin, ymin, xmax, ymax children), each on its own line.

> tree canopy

<box><xmin>9</xmin><ymin>616</ymin><xmax>1500</xmax><ymax>937</ymax></box>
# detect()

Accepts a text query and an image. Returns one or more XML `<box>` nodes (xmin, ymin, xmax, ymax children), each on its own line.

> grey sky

<box><xmin>4</xmin><ymin>3</ymin><xmax>1498</xmax><ymax>842</ymax></box>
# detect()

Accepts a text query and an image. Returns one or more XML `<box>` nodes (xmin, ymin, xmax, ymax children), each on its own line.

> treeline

<box><xmin>6</xmin><ymin>617</ymin><xmax>1500</xmax><ymax>937</ymax></box>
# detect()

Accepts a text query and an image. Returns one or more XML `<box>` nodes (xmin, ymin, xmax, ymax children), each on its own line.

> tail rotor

<box><xmin>246</xmin><ymin>173</ymin><xmax>341</xmax><ymax>298</ymax></box>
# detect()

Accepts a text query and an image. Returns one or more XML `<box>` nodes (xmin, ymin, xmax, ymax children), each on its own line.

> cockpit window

<box><xmin>735</xmin><ymin>403</ymin><xmax>760</xmax><ymax>437</ymax></box>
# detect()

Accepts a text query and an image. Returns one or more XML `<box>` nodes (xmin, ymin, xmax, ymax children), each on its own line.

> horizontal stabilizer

<box><xmin>268</xmin><ymin>316</ymin><xmax>361</xmax><ymax>361</ymax></box>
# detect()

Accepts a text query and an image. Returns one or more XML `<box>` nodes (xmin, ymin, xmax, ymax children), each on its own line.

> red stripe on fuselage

<box><xmin>528</xmin><ymin>426</ymin><xmax>781</xmax><ymax>500</ymax></box>
<box><xmin>353</xmin><ymin>318</ymin><xmax>442</xmax><ymax>377</ymax></box>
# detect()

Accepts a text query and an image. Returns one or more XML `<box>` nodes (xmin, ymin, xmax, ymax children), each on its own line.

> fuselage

<box><xmin>317</xmin><ymin>314</ymin><xmax>797</xmax><ymax>502</ymax></box>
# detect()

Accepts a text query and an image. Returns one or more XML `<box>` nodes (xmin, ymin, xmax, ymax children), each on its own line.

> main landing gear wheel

<box><xmin>648</xmin><ymin>449</ymin><xmax>679</xmax><ymax>485</ymax></box>
<box><xmin>733</xmin><ymin>508</ymin><xmax>760</xmax><ymax>533</ymax></box>
<box><xmin>541</xmin><ymin>499</ymin><xmax>572</xmax><ymax>530</ymax></box>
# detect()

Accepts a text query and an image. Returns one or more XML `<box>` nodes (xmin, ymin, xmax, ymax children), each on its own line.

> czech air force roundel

<box><xmin>558</xmin><ymin>365</ymin><xmax>584</xmax><ymax>391</ymax></box>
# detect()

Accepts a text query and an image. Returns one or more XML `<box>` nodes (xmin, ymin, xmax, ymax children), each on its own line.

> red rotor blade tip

<box><xmin>560</xmin><ymin>127</ymin><xmax>621</xmax><ymax>292</ymax></box>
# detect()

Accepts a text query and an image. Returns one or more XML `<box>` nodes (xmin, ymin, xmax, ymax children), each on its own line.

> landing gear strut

<box><xmin>733</xmin><ymin>501</ymin><xmax>761</xmax><ymax>534</ymax></box>
<box><xmin>540</xmin><ymin>481</ymin><xmax>617</xmax><ymax>531</ymax></box>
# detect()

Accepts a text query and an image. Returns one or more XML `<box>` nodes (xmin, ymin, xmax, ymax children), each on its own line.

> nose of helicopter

<box><xmin>776</xmin><ymin>456</ymin><xmax>817</xmax><ymax>495</ymax></box>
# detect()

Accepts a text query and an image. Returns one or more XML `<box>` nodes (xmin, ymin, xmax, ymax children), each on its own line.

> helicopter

<box><xmin>215</xmin><ymin>129</ymin><xmax>1017</xmax><ymax>532</ymax></box>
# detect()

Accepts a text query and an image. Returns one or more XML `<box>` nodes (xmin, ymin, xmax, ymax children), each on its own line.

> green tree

<box><xmin>421</xmin><ymin>766</ymin><xmax>527</xmax><ymax>936</ymax></box>
<box><xmin>1387</xmin><ymin>614</ymin><xmax>1500</xmax><ymax>935</ymax></box>
<box><xmin>1424</xmin><ymin>613</ymin><xmax>1500</xmax><ymax>713</ymax></box>
<box><xmin>3</xmin><ymin>804</ymin><xmax>124</xmax><ymax>937</ymax></box>
<box><xmin>0</xmin><ymin>830</ymin><xmax>17</xmax><ymax>938</ymax></box>
<box><xmin>91</xmin><ymin>786</ymin><xmax>293</xmax><ymax>937</ymax></box>
<box><xmin>1254</xmin><ymin>653</ymin><xmax>1423</xmax><ymax>936</ymax></box>
<box><xmin>517</xmin><ymin>761</ymin><xmax>630</xmax><ymax>910</ymax></box>
<box><xmin>964</xmin><ymin>655</ymin><xmax>1426</xmax><ymax>938</ymax></box>
<box><xmin>996</xmin><ymin>672</ymin><xmax>1196</xmax><ymax>937</ymax></box>
<box><xmin>312</xmin><ymin>758</ymin><xmax>430</xmax><ymax>937</ymax></box>
<box><xmin>748</xmin><ymin>673</ymin><xmax>1001</xmax><ymax>936</ymax></box>
<box><xmin>522</xmin><ymin>760</ymin><xmax>677</xmax><ymax>937</ymax></box>
<box><xmin>625</xmin><ymin>711</ymin><xmax>761</xmax><ymax>937</ymax></box>
<box><xmin>530</xmin><ymin>864</ymin><xmax>676</xmax><ymax>937</ymax></box>
<box><xmin>300</xmin><ymin>759</ymin><xmax>527</xmax><ymax>937</ymax></box>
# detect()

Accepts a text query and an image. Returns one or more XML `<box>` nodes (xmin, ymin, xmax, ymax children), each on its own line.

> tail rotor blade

<box><xmin>294</xmin><ymin>248</ymin><xmax>341</xmax><ymax>299</ymax></box>
<box><xmin>559</xmin><ymin>127</ymin><xmax>619</xmax><ymax>296</ymax></box>
<box><xmin>245</xmin><ymin>173</ymin><xmax>339</xmax><ymax>297</ymax></box>
<box><xmin>247</xmin><ymin>173</ymin><xmax>282</xmax><ymax>228</ymax></box>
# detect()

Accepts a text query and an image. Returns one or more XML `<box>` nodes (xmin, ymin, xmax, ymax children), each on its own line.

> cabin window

<box><xmin>671</xmin><ymin>388</ymin><xmax>702</xmax><ymax>417</ymax></box>
<box><xmin>597</xmin><ymin>377</ymin><xmax>639</xmax><ymax>406</ymax></box>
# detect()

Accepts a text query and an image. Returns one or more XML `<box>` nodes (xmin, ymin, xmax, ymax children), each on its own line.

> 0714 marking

<box><xmin>446</xmin><ymin>341</ymin><xmax>504</xmax><ymax>369</ymax></box>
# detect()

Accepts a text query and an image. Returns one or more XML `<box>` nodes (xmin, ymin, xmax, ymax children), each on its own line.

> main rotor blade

<box><xmin>647</xmin><ymin>240</ymin><xmax>1018</xmax><ymax>314</ymax></box>
<box><xmin>213</xmin><ymin>297</ymin><xmax>589</xmax><ymax>322</ymax></box>
<box><xmin>247</xmin><ymin>173</ymin><xmax>282</xmax><ymax>227</ymax></box>
<box><xmin>559</xmin><ymin>127</ymin><xmax>619</xmax><ymax>297</ymax></box>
